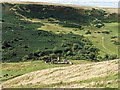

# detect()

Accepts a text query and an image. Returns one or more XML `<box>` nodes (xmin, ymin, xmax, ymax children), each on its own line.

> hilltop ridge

<box><xmin>1</xmin><ymin>1</ymin><xmax>118</xmax><ymax>13</ymax></box>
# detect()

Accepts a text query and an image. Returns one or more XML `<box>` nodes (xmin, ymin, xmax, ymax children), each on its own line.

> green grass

<box><xmin>39</xmin><ymin>21</ymin><xmax>118</xmax><ymax>56</ymax></box>
<box><xmin>84</xmin><ymin>23</ymin><xmax>118</xmax><ymax>56</ymax></box>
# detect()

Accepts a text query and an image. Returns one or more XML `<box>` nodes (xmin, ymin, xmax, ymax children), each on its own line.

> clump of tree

<box><xmin>22</xmin><ymin>37</ymin><xmax>100</xmax><ymax>61</ymax></box>
<box><xmin>103</xmin><ymin>54</ymin><xmax>118</xmax><ymax>60</ymax></box>
<box><xmin>93</xmin><ymin>19</ymin><xmax>104</xmax><ymax>28</ymax></box>
<box><xmin>104</xmin><ymin>13</ymin><xmax>118</xmax><ymax>23</ymax></box>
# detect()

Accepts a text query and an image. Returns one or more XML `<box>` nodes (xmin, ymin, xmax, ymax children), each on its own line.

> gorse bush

<box><xmin>24</xmin><ymin>40</ymin><xmax>100</xmax><ymax>61</ymax></box>
<box><xmin>2</xmin><ymin>3</ymin><xmax>118</xmax><ymax>62</ymax></box>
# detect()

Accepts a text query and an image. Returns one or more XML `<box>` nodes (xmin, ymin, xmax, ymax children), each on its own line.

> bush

<box><xmin>23</xmin><ymin>45</ymin><xmax>29</xmax><ymax>48</ymax></box>
<box><xmin>72</xmin><ymin>43</ymin><xmax>79</xmax><ymax>51</ymax></box>
<box><xmin>61</xmin><ymin>43</ymin><xmax>67</xmax><ymax>47</ymax></box>
<box><xmin>85</xmin><ymin>30</ymin><xmax>91</xmax><ymax>34</ymax></box>
<box><xmin>103</xmin><ymin>54</ymin><xmax>118</xmax><ymax>60</ymax></box>
<box><xmin>2</xmin><ymin>19</ymin><xmax>5</xmax><ymax>22</ymax></box>
<box><xmin>64</xmin><ymin>46</ymin><xmax>71</xmax><ymax>52</ymax></box>
<box><xmin>102</xmin><ymin>30</ymin><xmax>110</xmax><ymax>34</ymax></box>
<box><xmin>97</xmin><ymin>56</ymin><xmax>103</xmax><ymax>61</ymax></box>
<box><xmin>2</xmin><ymin>41</ymin><xmax>11</xmax><ymax>49</ymax></box>
<box><xmin>113</xmin><ymin>41</ymin><xmax>120</xmax><ymax>45</ymax></box>
<box><xmin>109</xmin><ymin>54</ymin><xmax>118</xmax><ymax>59</ymax></box>
<box><xmin>53</xmin><ymin>49</ymin><xmax>63</xmax><ymax>54</ymax></box>
<box><xmin>89</xmin><ymin>52</ymin><xmax>97</xmax><ymax>60</ymax></box>
<box><xmin>22</xmin><ymin>55</ymin><xmax>29</xmax><ymax>61</ymax></box>
<box><xmin>95</xmin><ymin>23</ymin><xmax>104</xmax><ymax>28</ymax></box>
<box><xmin>111</xmin><ymin>36</ymin><xmax>117</xmax><ymax>39</ymax></box>
<box><xmin>66</xmin><ymin>51</ymin><xmax>73</xmax><ymax>56</ymax></box>
<box><xmin>40</xmin><ymin>50</ymin><xmax>52</xmax><ymax>56</ymax></box>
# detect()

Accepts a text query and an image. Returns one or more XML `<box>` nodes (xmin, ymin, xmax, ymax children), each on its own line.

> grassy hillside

<box><xmin>2</xmin><ymin>3</ymin><xmax>119</xmax><ymax>62</ymax></box>
<box><xmin>2</xmin><ymin>59</ymin><xmax>118</xmax><ymax>88</ymax></box>
<box><xmin>1</xmin><ymin>2</ymin><xmax>119</xmax><ymax>89</ymax></box>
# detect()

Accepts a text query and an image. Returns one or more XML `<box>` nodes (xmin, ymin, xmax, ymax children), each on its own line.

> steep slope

<box><xmin>3</xmin><ymin>59</ymin><xmax>118</xmax><ymax>88</ymax></box>
<box><xmin>2</xmin><ymin>3</ymin><xmax>119</xmax><ymax>62</ymax></box>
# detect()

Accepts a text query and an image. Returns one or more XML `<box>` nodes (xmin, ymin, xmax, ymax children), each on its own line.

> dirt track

<box><xmin>3</xmin><ymin>59</ymin><xmax>118</xmax><ymax>88</ymax></box>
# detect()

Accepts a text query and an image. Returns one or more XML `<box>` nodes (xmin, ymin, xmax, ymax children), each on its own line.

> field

<box><xmin>1</xmin><ymin>60</ymin><xmax>91</xmax><ymax>82</ymax></box>
<box><xmin>2</xmin><ymin>59</ymin><xmax>118</xmax><ymax>88</ymax></box>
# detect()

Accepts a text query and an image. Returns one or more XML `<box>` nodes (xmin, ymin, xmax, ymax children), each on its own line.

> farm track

<box><xmin>102</xmin><ymin>37</ymin><xmax>113</xmax><ymax>54</ymax></box>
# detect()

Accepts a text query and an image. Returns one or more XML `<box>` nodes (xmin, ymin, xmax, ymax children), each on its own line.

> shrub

<box><xmin>64</xmin><ymin>46</ymin><xmax>71</xmax><ymax>52</ymax></box>
<box><xmin>102</xmin><ymin>30</ymin><xmax>110</xmax><ymax>34</ymax></box>
<box><xmin>111</xmin><ymin>36</ymin><xmax>117</xmax><ymax>39</ymax></box>
<box><xmin>2</xmin><ymin>41</ymin><xmax>11</xmax><ymax>49</ymax></box>
<box><xmin>97</xmin><ymin>55</ymin><xmax>103</xmax><ymax>61</ymax></box>
<box><xmin>85</xmin><ymin>30</ymin><xmax>91</xmax><ymax>34</ymax></box>
<box><xmin>113</xmin><ymin>41</ymin><xmax>120</xmax><ymax>45</ymax></box>
<box><xmin>95</xmin><ymin>23</ymin><xmax>104</xmax><ymax>28</ymax></box>
<box><xmin>2</xmin><ymin>19</ymin><xmax>5</xmax><ymax>22</ymax></box>
<box><xmin>22</xmin><ymin>55</ymin><xmax>29</xmax><ymax>61</ymax></box>
<box><xmin>66</xmin><ymin>51</ymin><xmax>73</xmax><ymax>56</ymax></box>
<box><xmin>109</xmin><ymin>54</ymin><xmax>118</xmax><ymax>59</ymax></box>
<box><xmin>61</xmin><ymin>43</ymin><xmax>67</xmax><ymax>47</ymax></box>
<box><xmin>53</xmin><ymin>49</ymin><xmax>63</xmax><ymax>54</ymax></box>
<box><xmin>103</xmin><ymin>54</ymin><xmax>117</xmax><ymax>60</ymax></box>
<box><xmin>23</xmin><ymin>45</ymin><xmax>29</xmax><ymax>48</ymax></box>
<box><xmin>72</xmin><ymin>43</ymin><xmax>79</xmax><ymax>51</ymax></box>
<box><xmin>89</xmin><ymin>52</ymin><xmax>97</xmax><ymax>60</ymax></box>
